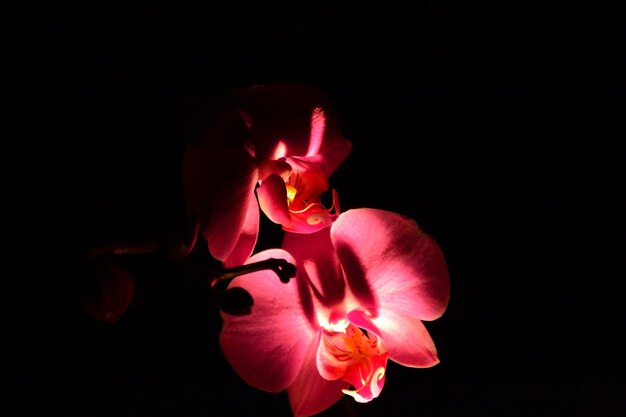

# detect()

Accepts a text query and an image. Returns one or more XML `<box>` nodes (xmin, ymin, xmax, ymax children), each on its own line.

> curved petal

<box><xmin>257</xmin><ymin>173</ymin><xmax>292</xmax><ymax>227</ymax></box>
<box><xmin>348</xmin><ymin>309</ymin><xmax>439</xmax><ymax>368</ymax></box>
<box><xmin>283</xmin><ymin>228</ymin><xmax>345</xmax><ymax>310</ymax></box>
<box><xmin>220</xmin><ymin>250</ymin><xmax>316</xmax><ymax>392</ymax></box>
<box><xmin>288</xmin><ymin>333</ymin><xmax>349</xmax><ymax>417</ymax></box>
<box><xmin>298</xmin><ymin>139</ymin><xmax>352</xmax><ymax>178</ymax></box>
<box><xmin>284</xmin><ymin>157</ymin><xmax>328</xmax><ymax>204</ymax></box>
<box><xmin>229</xmin><ymin>83</ymin><xmax>351</xmax><ymax>176</ymax></box>
<box><xmin>204</xmin><ymin>167</ymin><xmax>258</xmax><ymax>263</ymax></box>
<box><xmin>332</xmin><ymin>209</ymin><xmax>450</xmax><ymax>321</ymax></box>
<box><xmin>283</xmin><ymin>188</ymin><xmax>340</xmax><ymax>235</ymax></box>
<box><xmin>284</xmin><ymin>209</ymin><xmax>336</xmax><ymax>234</ymax></box>
<box><xmin>341</xmin><ymin>353</ymin><xmax>387</xmax><ymax>403</ymax></box>
<box><xmin>258</xmin><ymin>158</ymin><xmax>292</xmax><ymax>181</ymax></box>
<box><xmin>222</xmin><ymin>194</ymin><xmax>259</xmax><ymax>268</ymax></box>
<box><xmin>182</xmin><ymin>141</ymin><xmax>259</xmax><ymax>263</ymax></box>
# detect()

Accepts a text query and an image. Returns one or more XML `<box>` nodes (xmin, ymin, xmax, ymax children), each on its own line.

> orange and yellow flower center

<box><xmin>318</xmin><ymin>323</ymin><xmax>388</xmax><ymax>403</ymax></box>
<box><xmin>285</xmin><ymin>183</ymin><xmax>298</xmax><ymax>205</ymax></box>
<box><xmin>277</xmin><ymin>159</ymin><xmax>340</xmax><ymax>232</ymax></box>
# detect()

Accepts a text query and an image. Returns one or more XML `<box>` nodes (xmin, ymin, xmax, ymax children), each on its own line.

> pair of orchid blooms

<box><xmin>86</xmin><ymin>83</ymin><xmax>450</xmax><ymax>417</ymax></box>
<box><xmin>183</xmin><ymin>84</ymin><xmax>450</xmax><ymax>416</ymax></box>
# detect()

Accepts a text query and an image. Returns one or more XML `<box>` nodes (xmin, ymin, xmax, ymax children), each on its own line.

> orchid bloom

<box><xmin>220</xmin><ymin>209</ymin><xmax>450</xmax><ymax>416</ymax></box>
<box><xmin>182</xmin><ymin>83</ymin><xmax>351</xmax><ymax>267</ymax></box>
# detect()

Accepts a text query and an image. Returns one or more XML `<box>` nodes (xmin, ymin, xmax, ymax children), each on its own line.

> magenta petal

<box><xmin>332</xmin><ymin>208</ymin><xmax>450</xmax><ymax>321</ymax></box>
<box><xmin>220</xmin><ymin>249</ymin><xmax>316</xmax><ymax>392</ymax></box>
<box><xmin>204</xmin><ymin>169</ymin><xmax>258</xmax><ymax>263</ymax></box>
<box><xmin>182</xmin><ymin>140</ymin><xmax>259</xmax><ymax>263</ymax></box>
<box><xmin>230</xmin><ymin>83</ymin><xmax>351</xmax><ymax>174</ymax></box>
<box><xmin>284</xmin><ymin>157</ymin><xmax>329</xmax><ymax>202</ymax></box>
<box><xmin>283</xmin><ymin>228</ymin><xmax>345</xmax><ymax>308</ymax></box>
<box><xmin>348</xmin><ymin>309</ymin><xmax>439</xmax><ymax>368</ymax></box>
<box><xmin>284</xmin><ymin>210</ymin><xmax>336</xmax><ymax>234</ymax></box>
<box><xmin>258</xmin><ymin>158</ymin><xmax>292</xmax><ymax>181</ymax></box>
<box><xmin>230</xmin><ymin>83</ymin><xmax>333</xmax><ymax>156</ymax></box>
<box><xmin>288</xmin><ymin>334</ymin><xmax>348</xmax><ymax>417</ymax></box>
<box><xmin>222</xmin><ymin>194</ymin><xmax>259</xmax><ymax>268</ymax></box>
<box><xmin>257</xmin><ymin>173</ymin><xmax>292</xmax><ymax>227</ymax></box>
<box><xmin>299</xmin><ymin>138</ymin><xmax>352</xmax><ymax>178</ymax></box>
<box><xmin>320</xmin><ymin>138</ymin><xmax>352</xmax><ymax>177</ymax></box>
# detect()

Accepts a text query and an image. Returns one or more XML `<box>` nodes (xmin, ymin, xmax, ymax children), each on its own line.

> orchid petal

<box><xmin>257</xmin><ymin>173</ymin><xmax>292</xmax><ymax>227</ymax></box>
<box><xmin>204</xmin><ymin>167</ymin><xmax>258</xmax><ymax>263</ymax></box>
<box><xmin>283</xmin><ymin>229</ymin><xmax>345</xmax><ymax>309</ymax></box>
<box><xmin>348</xmin><ymin>309</ymin><xmax>439</xmax><ymax>368</ymax></box>
<box><xmin>288</xmin><ymin>334</ymin><xmax>348</xmax><ymax>417</ymax></box>
<box><xmin>341</xmin><ymin>352</ymin><xmax>387</xmax><ymax>403</ymax></box>
<box><xmin>182</xmin><ymin>141</ymin><xmax>258</xmax><ymax>263</ymax></box>
<box><xmin>332</xmin><ymin>208</ymin><xmax>450</xmax><ymax>321</ymax></box>
<box><xmin>297</xmin><ymin>139</ymin><xmax>352</xmax><ymax>178</ymax></box>
<box><xmin>257</xmin><ymin>158</ymin><xmax>292</xmax><ymax>181</ymax></box>
<box><xmin>230</xmin><ymin>83</ymin><xmax>351</xmax><ymax>176</ymax></box>
<box><xmin>220</xmin><ymin>249</ymin><xmax>316</xmax><ymax>392</ymax></box>
<box><xmin>284</xmin><ymin>157</ymin><xmax>329</xmax><ymax>203</ymax></box>
<box><xmin>284</xmin><ymin>210</ymin><xmax>336</xmax><ymax>234</ymax></box>
<box><xmin>222</xmin><ymin>194</ymin><xmax>259</xmax><ymax>268</ymax></box>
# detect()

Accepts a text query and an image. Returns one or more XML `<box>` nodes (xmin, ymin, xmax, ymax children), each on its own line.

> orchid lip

<box><xmin>286</xmin><ymin>188</ymin><xmax>340</xmax><ymax>230</ymax></box>
<box><xmin>317</xmin><ymin>320</ymin><xmax>388</xmax><ymax>403</ymax></box>
<box><xmin>289</xmin><ymin>202</ymin><xmax>328</xmax><ymax>215</ymax></box>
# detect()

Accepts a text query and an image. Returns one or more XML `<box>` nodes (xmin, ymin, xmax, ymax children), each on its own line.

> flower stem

<box><xmin>85</xmin><ymin>241</ymin><xmax>161</xmax><ymax>260</ymax></box>
<box><xmin>211</xmin><ymin>258</ymin><xmax>296</xmax><ymax>292</ymax></box>
<box><xmin>210</xmin><ymin>258</ymin><xmax>297</xmax><ymax>316</ymax></box>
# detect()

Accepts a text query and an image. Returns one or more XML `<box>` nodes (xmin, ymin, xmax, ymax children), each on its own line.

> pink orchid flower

<box><xmin>220</xmin><ymin>208</ymin><xmax>450</xmax><ymax>416</ymax></box>
<box><xmin>182</xmin><ymin>83</ymin><xmax>351</xmax><ymax>267</ymax></box>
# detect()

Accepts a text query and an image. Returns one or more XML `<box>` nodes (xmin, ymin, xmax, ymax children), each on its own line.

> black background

<box><xmin>10</xmin><ymin>11</ymin><xmax>625</xmax><ymax>417</ymax></box>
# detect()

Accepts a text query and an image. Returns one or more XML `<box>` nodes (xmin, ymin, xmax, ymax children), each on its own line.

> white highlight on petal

<box><xmin>243</xmin><ymin>139</ymin><xmax>256</xmax><ymax>158</ymax></box>
<box><xmin>306</xmin><ymin>107</ymin><xmax>325</xmax><ymax>157</ymax></box>
<box><xmin>272</xmin><ymin>140</ymin><xmax>287</xmax><ymax>159</ymax></box>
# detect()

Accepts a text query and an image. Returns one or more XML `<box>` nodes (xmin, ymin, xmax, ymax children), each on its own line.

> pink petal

<box><xmin>257</xmin><ymin>173</ymin><xmax>293</xmax><ymax>227</ymax></box>
<box><xmin>284</xmin><ymin>157</ymin><xmax>329</xmax><ymax>203</ymax></box>
<box><xmin>230</xmin><ymin>83</ymin><xmax>351</xmax><ymax>176</ymax></box>
<box><xmin>283</xmin><ymin>188</ymin><xmax>340</xmax><ymax>234</ymax></box>
<box><xmin>316</xmin><ymin>331</ymin><xmax>350</xmax><ymax>381</ymax></box>
<box><xmin>298</xmin><ymin>139</ymin><xmax>352</xmax><ymax>178</ymax></box>
<box><xmin>283</xmin><ymin>228</ymin><xmax>345</xmax><ymax>309</ymax></box>
<box><xmin>348</xmin><ymin>310</ymin><xmax>439</xmax><ymax>368</ymax></box>
<box><xmin>341</xmin><ymin>352</ymin><xmax>387</xmax><ymax>403</ymax></box>
<box><xmin>230</xmin><ymin>83</ymin><xmax>331</xmax><ymax>157</ymax></box>
<box><xmin>331</xmin><ymin>208</ymin><xmax>450</xmax><ymax>321</ymax></box>
<box><xmin>284</xmin><ymin>209</ymin><xmax>336</xmax><ymax>234</ymax></box>
<box><xmin>258</xmin><ymin>158</ymin><xmax>292</xmax><ymax>181</ymax></box>
<box><xmin>182</xmin><ymin>140</ymin><xmax>259</xmax><ymax>263</ymax></box>
<box><xmin>222</xmin><ymin>194</ymin><xmax>259</xmax><ymax>268</ymax></box>
<box><xmin>288</xmin><ymin>334</ymin><xmax>349</xmax><ymax>417</ymax></box>
<box><xmin>219</xmin><ymin>250</ymin><xmax>316</xmax><ymax>392</ymax></box>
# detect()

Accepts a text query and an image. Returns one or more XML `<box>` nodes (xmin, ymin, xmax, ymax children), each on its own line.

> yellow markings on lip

<box><xmin>285</xmin><ymin>183</ymin><xmax>297</xmax><ymax>203</ymax></box>
<box><xmin>343</xmin><ymin>326</ymin><xmax>366</xmax><ymax>355</ymax></box>
<box><xmin>285</xmin><ymin>171</ymin><xmax>303</xmax><ymax>206</ymax></box>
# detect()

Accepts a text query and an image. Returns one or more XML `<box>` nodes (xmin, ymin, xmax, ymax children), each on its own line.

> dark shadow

<box><xmin>334</xmin><ymin>240</ymin><xmax>379</xmax><ymax>316</ymax></box>
<box><xmin>296</xmin><ymin>266</ymin><xmax>317</xmax><ymax>328</ymax></box>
